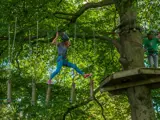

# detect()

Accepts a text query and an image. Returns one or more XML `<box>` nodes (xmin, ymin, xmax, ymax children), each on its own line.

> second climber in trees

<box><xmin>143</xmin><ymin>31</ymin><xmax>160</xmax><ymax>68</ymax></box>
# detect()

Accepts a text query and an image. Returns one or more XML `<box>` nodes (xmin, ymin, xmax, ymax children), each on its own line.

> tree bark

<box><xmin>127</xmin><ymin>86</ymin><xmax>155</xmax><ymax>120</ymax></box>
<box><xmin>115</xmin><ymin>0</ymin><xmax>155</xmax><ymax>119</ymax></box>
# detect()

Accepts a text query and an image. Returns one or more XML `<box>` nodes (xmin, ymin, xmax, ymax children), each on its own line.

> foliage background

<box><xmin>0</xmin><ymin>0</ymin><xmax>160</xmax><ymax>119</ymax></box>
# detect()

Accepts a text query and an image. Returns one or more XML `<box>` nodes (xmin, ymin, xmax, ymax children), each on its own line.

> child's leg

<box><xmin>64</xmin><ymin>60</ymin><xmax>84</xmax><ymax>75</ymax></box>
<box><xmin>148</xmin><ymin>55</ymin><xmax>154</xmax><ymax>67</ymax></box>
<box><xmin>50</xmin><ymin>57</ymin><xmax>63</xmax><ymax>80</ymax></box>
<box><xmin>153</xmin><ymin>54</ymin><xmax>158</xmax><ymax>68</ymax></box>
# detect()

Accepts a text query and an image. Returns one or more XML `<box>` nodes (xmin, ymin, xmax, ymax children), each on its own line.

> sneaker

<box><xmin>84</xmin><ymin>73</ymin><xmax>92</xmax><ymax>78</ymax></box>
<box><xmin>47</xmin><ymin>80</ymin><xmax>53</xmax><ymax>85</ymax></box>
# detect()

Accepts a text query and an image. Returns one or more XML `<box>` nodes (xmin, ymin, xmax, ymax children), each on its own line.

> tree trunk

<box><xmin>115</xmin><ymin>0</ymin><xmax>155</xmax><ymax>119</ymax></box>
<box><xmin>128</xmin><ymin>86</ymin><xmax>155</xmax><ymax>120</ymax></box>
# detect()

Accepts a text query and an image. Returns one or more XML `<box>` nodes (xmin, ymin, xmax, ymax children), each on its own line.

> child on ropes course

<box><xmin>143</xmin><ymin>31</ymin><xmax>160</xmax><ymax>68</ymax></box>
<box><xmin>47</xmin><ymin>31</ymin><xmax>92</xmax><ymax>84</ymax></box>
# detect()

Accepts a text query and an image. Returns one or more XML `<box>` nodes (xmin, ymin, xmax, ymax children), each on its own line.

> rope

<box><xmin>35</xmin><ymin>20</ymin><xmax>39</xmax><ymax>74</ymax></box>
<box><xmin>29</xmin><ymin>29</ymin><xmax>35</xmax><ymax>105</ymax></box>
<box><xmin>70</xmin><ymin>23</ymin><xmax>77</xmax><ymax>103</ymax></box>
<box><xmin>30</xmin><ymin>21</ymin><xmax>39</xmax><ymax>106</ymax></box>
<box><xmin>47</xmin><ymin>32</ymin><xmax>51</xmax><ymax>75</ymax></box>
<box><xmin>37</xmin><ymin>21</ymin><xmax>39</xmax><ymax>39</ymax></box>
<box><xmin>28</xmin><ymin>29</ymin><xmax>33</xmax><ymax>79</ymax></box>
<box><xmin>36</xmin><ymin>21</ymin><xmax>39</xmax><ymax>54</ymax></box>
<box><xmin>11</xmin><ymin>17</ymin><xmax>17</xmax><ymax>63</ymax></box>
<box><xmin>6</xmin><ymin>18</ymin><xmax>17</xmax><ymax>104</ymax></box>
<box><xmin>72</xmin><ymin>23</ymin><xmax>77</xmax><ymax>81</ymax></box>
<box><xmin>93</xmin><ymin>29</ymin><xmax>96</xmax><ymax>63</ymax></box>
<box><xmin>83</xmin><ymin>32</ymin><xmax>90</xmax><ymax>72</ymax></box>
<box><xmin>35</xmin><ymin>20</ymin><xmax>39</xmax><ymax>78</ymax></box>
<box><xmin>8</xmin><ymin>25</ymin><xmax>11</xmax><ymax>71</ymax></box>
<box><xmin>29</xmin><ymin>30</ymin><xmax>32</xmax><ymax>55</ymax></box>
<box><xmin>83</xmin><ymin>33</ymin><xmax>87</xmax><ymax>66</ymax></box>
<box><xmin>56</xmin><ymin>26</ymin><xmax>58</xmax><ymax>55</ymax></box>
<box><xmin>7</xmin><ymin>24</ymin><xmax>12</xmax><ymax>103</ymax></box>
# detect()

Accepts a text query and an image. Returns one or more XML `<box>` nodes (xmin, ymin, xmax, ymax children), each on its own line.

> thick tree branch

<box><xmin>52</xmin><ymin>11</ymin><xmax>74</xmax><ymax>20</ymax></box>
<box><xmin>63</xmin><ymin>99</ymin><xmax>92</xmax><ymax>120</ymax></box>
<box><xmin>52</xmin><ymin>0</ymin><xmax>115</xmax><ymax>23</ymax></box>
<box><xmin>0</xmin><ymin>37</ymin><xmax>8</xmax><ymax>40</ymax></box>
<box><xmin>70</xmin><ymin>0</ymin><xmax>115</xmax><ymax>23</ymax></box>
<box><xmin>94</xmin><ymin>96</ymin><xmax>106</xmax><ymax>120</ymax></box>
<box><xmin>57</xmin><ymin>0</ymin><xmax>63</xmax><ymax>6</ymax></box>
<box><xmin>54</xmin><ymin>15</ymin><xmax>71</xmax><ymax>21</ymax></box>
<box><xmin>0</xmin><ymin>32</ymin><xmax>122</xmax><ymax>54</ymax></box>
<box><xmin>70</xmin><ymin>33</ymin><xmax>122</xmax><ymax>53</ymax></box>
<box><xmin>54</xmin><ymin>12</ymin><xmax>74</xmax><ymax>16</ymax></box>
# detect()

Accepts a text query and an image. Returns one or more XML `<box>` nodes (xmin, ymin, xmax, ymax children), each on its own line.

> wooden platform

<box><xmin>100</xmin><ymin>68</ymin><xmax>160</xmax><ymax>93</ymax></box>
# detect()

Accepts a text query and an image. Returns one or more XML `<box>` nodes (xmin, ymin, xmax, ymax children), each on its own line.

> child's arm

<box><xmin>52</xmin><ymin>32</ymin><xmax>59</xmax><ymax>45</ymax></box>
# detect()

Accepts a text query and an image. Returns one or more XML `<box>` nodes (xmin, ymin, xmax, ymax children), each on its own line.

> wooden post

<box><xmin>70</xmin><ymin>82</ymin><xmax>76</xmax><ymax>103</ymax></box>
<box><xmin>46</xmin><ymin>84</ymin><xmax>52</xmax><ymax>105</ymax></box>
<box><xmin>7</xmin><ymin>80</ymin><xmax>11</xmax><ymax>103</ymax></box>
<box><xmin>90</xmin><ymin>79</ymin><xmax>94</xmax><ymax>100</ymax></box>
<box><xmin>31</xmin><ymin>81</ymin><xmax>36</xmax><ymax>106</ymax></box>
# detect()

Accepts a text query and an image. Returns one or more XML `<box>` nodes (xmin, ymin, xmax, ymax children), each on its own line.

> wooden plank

<box><xmin>139</xmin><ymin>68</ymin><xmax>160</xmax><ymax>74</ymax></box>
<box><xmin>102</xmin><ymin>83</ymin><xmax>160</xmax><ymax>95</ymax></box>
<box><xmin>100</xmin><ymin>77</ymin><xmax>160</xmax><ymax>91</ymax></box>
<box><xmin>100</xmin><ymin>68</ymin><xmax>160</xmax><ymax>88</ymax></box>
<box><xmin>100</xmin><ymin>68</ymin><xmax>140</xmax><ymax>88</ymax></box>
<box><xmin>113</xmin><ymin>68</ymin><xmax>140</xmax><ymax>79</ymax></box>
<box><xmin>100</xmin><ymin>75</ymin><xmax>113</xmax><ymax>88</ymax></box>
<box><xmin>113</xmin><ymin>68</ymin><xmax>160</xmax><ymax>79</ymax></box>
